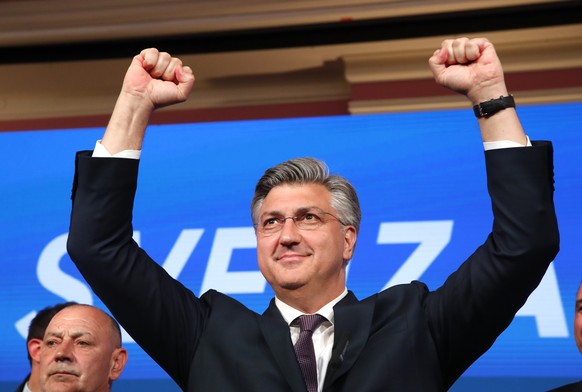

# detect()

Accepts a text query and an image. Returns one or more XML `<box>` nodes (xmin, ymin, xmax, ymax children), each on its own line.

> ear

<box><xmin>27</xmin><ymin>338</ymin><xmax>43</xmax><ymax>363</ymax></box>
<box><xmin>109</xmin><ymin>348</ymin><xmax>128</xmax><ymax>380</ymax></box>
<box><xmin>342</xmin><ymin>225</ymin><xmax>357</xmax><ymax>262</ymax></box>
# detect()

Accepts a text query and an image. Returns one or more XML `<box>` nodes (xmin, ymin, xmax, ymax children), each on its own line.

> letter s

<box><xmin>37</xmin><ymin>233</ymin><xmax>93</xmax><ymax>304</ymax></box>
<box><xmin>16</xmin><ymin>233</ymin><xmax>95</xmax><ymax>339</ymax></box>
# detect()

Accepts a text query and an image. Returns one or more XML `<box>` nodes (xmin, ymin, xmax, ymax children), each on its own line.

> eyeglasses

<box><xmin>254</xmin><ymin>208</ymin><xmax>345</xmax><ymax>236</ymax></box>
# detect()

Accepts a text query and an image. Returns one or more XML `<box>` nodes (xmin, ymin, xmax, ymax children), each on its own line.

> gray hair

<box><xmin>251</xmin><ymin>157</ymin><xmax>361</xmax><ymax>234</ymax></box>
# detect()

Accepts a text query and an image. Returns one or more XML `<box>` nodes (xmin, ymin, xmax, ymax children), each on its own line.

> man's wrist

<box><xmin>92</xmin><ymin>141</ymin><xmax>141</xmax><ymax>159</ymax></box>
<box><xmin>473</xmin><ymin>95</ymin><xmax>515</xmax><ymax>118</ymax></box>
<box><xmin>483</xmin><ymin>136</ymin><xmax>531</xmax><ymax>151</ymax></box>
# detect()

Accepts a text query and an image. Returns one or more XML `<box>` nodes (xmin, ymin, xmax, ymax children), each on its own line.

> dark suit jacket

<box><xmin>549</xmin><ymin>381</ymin><xmax>582</xmax><ymax>391</ymax></box>
<box><xmin>67</xmin><ymin>142</ymin><xmax>559</xmax><ymax>391</ymax></box>
<box><xmin>14</xmin><ymin>374</ymin><xmax>28</xmax><ymax>392</ymax></box>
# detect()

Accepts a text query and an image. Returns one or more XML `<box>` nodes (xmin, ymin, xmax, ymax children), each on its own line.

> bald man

<box><xmin>16</xmin><ymin>302</ymin><xmax>77</xmax><ymax>392</ymax></box>
<box><xmin>38</xmin><ymin>304</ymin><xmax>128</xmax><ymax>392</ymax></box>
<box><xmin>549</xmin><ymin>282</ymin><xmax>582</xmax><ymax>391</ymax></box>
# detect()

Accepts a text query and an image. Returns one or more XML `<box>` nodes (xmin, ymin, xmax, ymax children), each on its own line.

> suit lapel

<box><xmin>323</xmin><ymin>291</ymin><xmax>374</xmax><ymax>388</ymax></box>
<box><xmin>260</xmin><ymin>299</ymin><xmax>307</xmax><ymax>392</ymax></box>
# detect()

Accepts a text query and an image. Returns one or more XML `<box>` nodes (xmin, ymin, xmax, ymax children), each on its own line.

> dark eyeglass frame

<box><xmin>254</xmin><ymin>208</ymin><xmax>346</xmax><ymax>235</ymax></box>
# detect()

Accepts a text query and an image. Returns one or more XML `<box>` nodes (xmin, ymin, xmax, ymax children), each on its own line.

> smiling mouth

<box><xmin>277</xmin><ymin>253</ymin><xmax>307</xmax><ymax>261</ymax></box>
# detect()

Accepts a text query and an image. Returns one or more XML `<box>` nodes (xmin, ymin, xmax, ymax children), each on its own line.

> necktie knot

<box><xmin>297</xmin><ymin>314</ymin><xmax>325</xmax><ymax>333</ymax></box>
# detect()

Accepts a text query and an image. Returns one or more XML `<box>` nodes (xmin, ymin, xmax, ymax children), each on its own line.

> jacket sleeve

<box><xmin>67</xmin><ymin>151</ymin><xmax>205</xmax><ymax>390</ymax></box>
<box><xmin>424</xmin><ymin>141</ymin><xmax>560</xmax><ymax>387</ymax></box>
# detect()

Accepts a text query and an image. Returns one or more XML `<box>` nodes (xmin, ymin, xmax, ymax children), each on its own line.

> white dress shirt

<box><xmin>91</xmin><ymin>137</ymin><xmax>532</xmax><ymax>159</ymax></box>
<box><xmin>275</xmin><ymin>289</ymin><xmax>348</xmax><ymax>392</ymax></box>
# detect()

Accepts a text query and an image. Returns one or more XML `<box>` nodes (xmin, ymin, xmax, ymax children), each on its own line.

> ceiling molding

<box><xmin>0</xmin><ymin>0</ymin><xmax>564</xmax><ymax>46</ymax></box>
<box><xmin>1</xmin><ymin>1</ymin><xmax>581</xmax><ymax>64</ymax></box>
<box><xmin>0</xmin><ymin>2</ymin><xmax>580</xmax><ymax>128</ymax></box>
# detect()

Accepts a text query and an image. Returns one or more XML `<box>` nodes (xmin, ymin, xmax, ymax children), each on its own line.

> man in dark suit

<box><xmin>548</xmin><ymin>282</ymin><xmax>582</xmax><ymax>391</ymax></box>
<box><xmin>67</xmin><ymin>37</ymin><xmax>559</xmax><ymax>391</ymax></box>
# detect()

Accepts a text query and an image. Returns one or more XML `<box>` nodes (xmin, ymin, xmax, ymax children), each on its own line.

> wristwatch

<box><xmin>473</xmin><ymin>95</ymin><xmax>515</xmax><ymax>118</ymax></box>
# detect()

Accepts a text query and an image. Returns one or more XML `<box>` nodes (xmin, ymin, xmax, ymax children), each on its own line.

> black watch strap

<box><xmin>473</xmin><ymin>95</ymin><xmax>515</xmax><ymax>118</ymax></box>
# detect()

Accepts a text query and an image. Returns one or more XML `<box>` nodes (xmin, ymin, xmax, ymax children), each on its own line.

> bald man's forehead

<box><xmin>47</xmin><ymin>306</ymin><xmax>116</xmax><ymax>341</ymax></box>
<box><xmin>53</xmin><ymin>306</ymin><xmax>108</xmax><ymax>323</ymax></box>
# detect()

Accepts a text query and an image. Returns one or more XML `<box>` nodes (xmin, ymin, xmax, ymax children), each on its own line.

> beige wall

<box><xmin>1</xmin><ymin>1</ymin><xmax>581</xmax><ymax>131</ymax></box>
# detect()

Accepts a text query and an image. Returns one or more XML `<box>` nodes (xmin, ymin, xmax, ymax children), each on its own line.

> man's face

<box><xmin>39</xmin><ymin>306</ymin><xmax>127</xmax><ymax>392</ymax></box>
<box><xmin>256</xmin><ymin>183</ymin><xmax>356</xmax><ymax>304</ymax></box>
<box><xmin>574</xmin><ymin>283</ymin><xmax>582</xmax><ymax>354</ymax></box>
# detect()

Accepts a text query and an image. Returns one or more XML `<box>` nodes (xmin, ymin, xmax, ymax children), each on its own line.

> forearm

<box><xmin>469</xmin><ymin>85</ymin><xmax>528</xmax><ymax>145</ymax></box>
<box><xmin>101</xmin><ymin>91</ymin><xmax>154</xmax><ymax>154</ymax></box>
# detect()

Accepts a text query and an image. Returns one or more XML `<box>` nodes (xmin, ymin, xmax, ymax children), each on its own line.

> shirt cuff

<box><xmin>91</xmin><ymin>136</ymin><xmax>530</xmax><ymax>157</ymax></box>
<box><xmin>92</xmin><ymin>140</ymin><xmax>141</xmax><ymax>159</ymax></box>
<box><xmin>483</xmin><ymin>136</ymin><xmax>532</xmax><ymax>151</ymax></box>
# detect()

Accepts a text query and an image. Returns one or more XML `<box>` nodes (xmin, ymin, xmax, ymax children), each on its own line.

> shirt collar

<box><xmin>275</xmin><ymin>288</ymin><xmax>348</xmax><ymax>326</ymax></box>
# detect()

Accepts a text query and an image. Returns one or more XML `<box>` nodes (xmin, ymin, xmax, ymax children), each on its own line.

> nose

<box><xmin>55</xmin><ymin>341</ymin><xmax>74</xmax><ymax>363</ymax></box>
<box><xmin>279</xmin><ymin>217</ymin><xmax>301</xmax><ymax>247</ymax></box>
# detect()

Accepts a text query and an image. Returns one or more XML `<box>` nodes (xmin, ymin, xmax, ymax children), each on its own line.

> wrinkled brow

<box><xmin>45</xmin><ymin>330</ymin><xmax>93</xmax><ymax>339</ymax></box>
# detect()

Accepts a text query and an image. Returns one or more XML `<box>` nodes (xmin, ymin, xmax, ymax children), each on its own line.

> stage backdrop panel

<box><xmin>1</xmin><ymin>102</ymin><xmax>580</xmax><ymax>391</ymax></box>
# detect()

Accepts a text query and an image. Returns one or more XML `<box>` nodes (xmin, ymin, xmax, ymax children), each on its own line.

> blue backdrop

<box><xmin>1</xmin><ymin>103</ymin><xmax>580</xmax><ymax>391</ymax></box>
